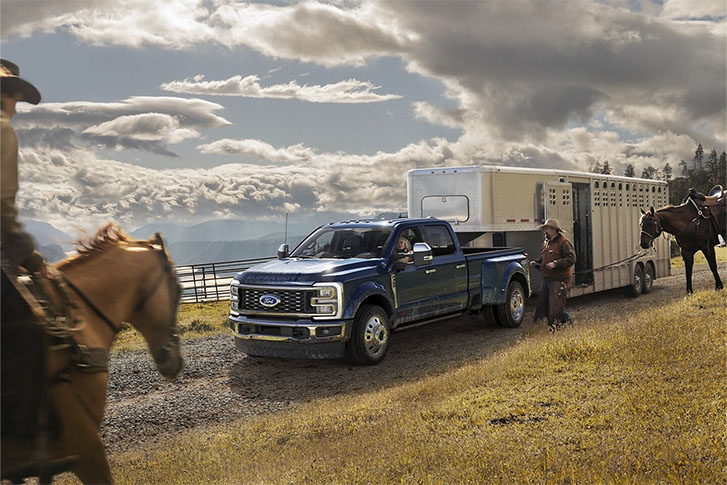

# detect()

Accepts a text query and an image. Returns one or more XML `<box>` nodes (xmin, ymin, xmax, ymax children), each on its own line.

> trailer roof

<box><xmin>408</xmin><ymin>164</ymin><xmax>667</xmax><ymax>185</ymax></box>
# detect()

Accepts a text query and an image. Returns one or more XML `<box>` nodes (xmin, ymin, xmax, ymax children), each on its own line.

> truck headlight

<box><xmin>230</xmin><ymin>280</ymin><xmax>240</xmax><ymax>311</ymax></box>
<box><xmin>311</xmin><ymin>282</ymin><xmax>343</xmax><ymax>319</ymax></box>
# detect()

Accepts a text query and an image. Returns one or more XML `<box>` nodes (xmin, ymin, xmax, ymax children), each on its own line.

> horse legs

<box><xmin>682</xmin><ymin>249</ymin><xmax>695</xmax><ymax>294</ymax></box>
<box><xmin>703</xmin><ymin>246</ymin><xmax>724</xmax><ymax>290</ymax></box>
<box><xmin>49</xmin><ymin>377</ymin><xmax>113</xmax><ymax>484</ymax></box>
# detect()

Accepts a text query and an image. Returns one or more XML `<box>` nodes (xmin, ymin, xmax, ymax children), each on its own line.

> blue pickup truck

<box><xmin>229</xmin><ymin>218</ymin><xmax>530</xmax><ymax>365</ymax></box>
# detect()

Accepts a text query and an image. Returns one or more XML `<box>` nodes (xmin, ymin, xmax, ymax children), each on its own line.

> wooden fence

<box><xmin>175</xmin><ymin>257</ymin><xmax>274</xmax><ymax>303</ymax></box>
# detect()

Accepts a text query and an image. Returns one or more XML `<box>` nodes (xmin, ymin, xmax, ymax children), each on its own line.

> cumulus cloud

<box><xmin>161</xmin><ymin>75</ymin><xmax>401</xmax><ymax>103</ymax></box>
<box><xmin>2</xmin><ymin>1</ymin><xmax>412</xmax><ymax>66</ymax></box>
<box><xmin>15</xmin><ymin>139</ymin><xmax>452</xmax><ymax>230</ymax></box>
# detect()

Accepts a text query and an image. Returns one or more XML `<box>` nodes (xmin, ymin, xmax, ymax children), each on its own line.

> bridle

<box><xmin>640</xmin><ymin>213</ymin><xmax>662</xmax><ymax>249</ymax></box>
<box><xmin>63</xmin><ymin>243</ymin><xmax>181</xmax><ymax>342</ymax></box>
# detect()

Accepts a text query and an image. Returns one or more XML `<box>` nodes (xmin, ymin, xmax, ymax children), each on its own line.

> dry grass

<box><xmin>111</xmin><ymin>301</ymin><xmax>229</xmax><ymax>352</ymax></box>
<box><xmin>670</xmin><ymin>246</ymin><xmax>727</xmax><ymax>268</ymax></box>
<box><xmin>92</xmin><ymin>289</ymin><xmax>726</xmax><ymax>484</ymax></box>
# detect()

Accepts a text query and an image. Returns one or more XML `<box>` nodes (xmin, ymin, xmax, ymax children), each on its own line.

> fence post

<box><xmin>201</xmin><ymin>266</ymin><xmax>207</xmax><ymax>300</ymax></box>
<box><xmin>213</xmin><ymin>263</ymin><xmax>220</xmax><ymax>301</ymax></box>
<box><xmin>191</xmin><ymin>265</ymin><xmax>199</xmax><ymax>303</ymax></box>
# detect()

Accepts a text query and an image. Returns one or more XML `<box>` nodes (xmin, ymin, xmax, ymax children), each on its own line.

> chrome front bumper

<box><xmin>229</xmin><ymin>313</ymin><xmax>350</xmax><ymax>344</ymax></box>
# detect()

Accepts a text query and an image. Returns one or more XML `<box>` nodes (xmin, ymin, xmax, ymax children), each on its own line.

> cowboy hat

<box><xmin>1</xmin><ymin>59</ymin><xmax>40</xmax><ymax>105</ymax></box>
<box><xmin>537</xmin><ymin>218</ymin><xmax>565</xmax><ymax>232</ymax></box>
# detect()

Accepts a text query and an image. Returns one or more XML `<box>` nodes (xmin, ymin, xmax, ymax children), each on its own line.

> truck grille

<box><xmin>239</xmin><ymin>287</ymin><xmax>312</xmax><ymax>314</ymax></box>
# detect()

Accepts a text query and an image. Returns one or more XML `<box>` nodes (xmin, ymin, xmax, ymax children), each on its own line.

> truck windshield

<box><xmin>291</xmin><ymin>227</ymin><xmax>393</xmax><ymax>259</ymax></box>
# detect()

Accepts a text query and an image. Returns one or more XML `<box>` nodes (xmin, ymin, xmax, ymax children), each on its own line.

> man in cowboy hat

<box><xmin>1</xmin><ymin>59</ymin><xmax>53</xmax><ymax>479</ymax></box>
<box><xmin>530</xmin><ymin>218</ymin><xmax>576</xmax><ymax>332</ymax></box>
<box><xmin>1</xmin><ymin>58</ymin><xmax>43</xmax><ymax>276</ymax></box>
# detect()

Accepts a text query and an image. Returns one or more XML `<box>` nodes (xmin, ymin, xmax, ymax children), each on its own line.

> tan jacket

<box><xmin>1</xmin><ymin>112</ymin><xmax>36</xmax><ymax>271</ymax></box>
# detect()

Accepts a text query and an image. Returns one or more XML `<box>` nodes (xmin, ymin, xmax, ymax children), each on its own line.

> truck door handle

<box><xmin>455</xmin><ymin>264</ymin><xmax>465</xmax><ymax>270</ymax></box>
<box><xmin>426</xmin><ymin>269</ymin><xmax>436</xmax><ymax>275</ymax></box>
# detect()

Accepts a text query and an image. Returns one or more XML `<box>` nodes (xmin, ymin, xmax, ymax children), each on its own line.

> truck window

<box><xmin>422</xmin><ymin>225</ymin><xmax>456</xmax><ymax>257</ymax></box>
<box><xmin>291</xmin><ymin>227</ymin><xmax>393</xmax><ymax>259</ymax></box>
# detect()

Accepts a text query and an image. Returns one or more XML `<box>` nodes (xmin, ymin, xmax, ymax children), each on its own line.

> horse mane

<box><xmin>57</xmin><ymin>223</ymin><xmax>133</xmax><ymax>268</ymax></box>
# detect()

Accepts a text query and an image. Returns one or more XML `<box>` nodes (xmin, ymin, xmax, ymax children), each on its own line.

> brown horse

<box><xmin>1</xmin><ymin>223</ymin><xmax>183</xmax><ymax>484</ymax></box>
<box><xmin>640</xmin><ymin>200</ymin><xmax>725</xmax><ymax>293</ymax></box>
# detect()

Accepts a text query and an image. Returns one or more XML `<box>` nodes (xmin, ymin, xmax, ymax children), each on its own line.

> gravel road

<box><xmin>102</xmin><ymin>263</ymin><xmax>725</xmax><ymax>453</ymax></box>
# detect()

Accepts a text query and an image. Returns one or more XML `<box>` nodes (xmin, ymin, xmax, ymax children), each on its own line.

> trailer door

<box><xmin>542</xmin><ymin>181</ymin><xmax>574</xmax><ymax>233</ymax></box>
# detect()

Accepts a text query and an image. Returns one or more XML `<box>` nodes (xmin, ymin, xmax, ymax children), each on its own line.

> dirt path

<box><xmin>102</xmin><ymin>263</ymin><xmax>725</xmax><ymax>453</ymax></box>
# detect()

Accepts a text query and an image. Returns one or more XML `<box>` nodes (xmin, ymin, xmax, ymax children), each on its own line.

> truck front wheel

<box><xmin>347</xmin><ymin>305</ymin><xmax>390</xmax><ymax>365</ymax></box>
<box><xmin>497</xmin><ymin>280</ymin><xmax>525</xmax><ymax>328</ymax></box>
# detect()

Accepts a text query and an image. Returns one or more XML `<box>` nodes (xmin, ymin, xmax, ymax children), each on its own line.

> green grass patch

<box><xmin>111</xmin><ymin>300</ymin><xmax>229</xmax><ymax>352</ymax></box>
<box><xmin>91</xmin><ymin>289</ymin><xmax>726</xmax><ymax>484</ymax></box>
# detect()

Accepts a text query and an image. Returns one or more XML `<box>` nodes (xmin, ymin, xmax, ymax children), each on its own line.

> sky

<box><xmin>1</xmin><ymin>0</ymin><xmax>725</xmax><ymax>234</ymax></box>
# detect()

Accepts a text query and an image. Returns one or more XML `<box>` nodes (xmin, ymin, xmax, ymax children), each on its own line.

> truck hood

<box><xmin>235</xmin><ymin>258</ymin><xmax>382</xmax><ymax>285</ymax></box>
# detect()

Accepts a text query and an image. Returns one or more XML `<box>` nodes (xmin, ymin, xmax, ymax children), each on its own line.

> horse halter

<box><xmin>640</xmin><ymin>214</ymin><xmax>662</xmax><ymax>249</ymax></box>
<box><xmin>64</xmin><ymin>243</ymin><xmax>181</xmax><ymax>336</ymax></box>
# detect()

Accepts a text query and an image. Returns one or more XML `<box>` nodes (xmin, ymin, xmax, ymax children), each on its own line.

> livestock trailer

<box><xmin>407</xmin><ymin>165</ymin><xmax>671</xmax><ymax>297</ymax></box>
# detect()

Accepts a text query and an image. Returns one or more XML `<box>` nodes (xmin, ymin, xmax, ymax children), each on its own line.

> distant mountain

<box><xmin>131</xmin><ymin>219</ymin><xmax>317</xmax><ymax>243</ymax></box>
<box><xmin>169</xmin><ymin>233</ymin><xmax>308</xmax><ymax>265</ymax></box>
<box><xmin>37</xmin><ymin>244</ymin><xmax>67</xmax><ymax>263</ymax></box>
<box><xmin>21</xmin><ymin>219</ymin><xmax>75</xmax><ymax>251</ymax></box>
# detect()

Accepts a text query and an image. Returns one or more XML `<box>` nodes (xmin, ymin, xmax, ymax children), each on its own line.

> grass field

<box><xmin>96</xmin><ymin>289</ymin><xmax>726</xmax><ymax>484</ymax></box>
<box><xmin>670</xmin><ymin>246</ymin><xmax>727</xmax><ymax>268</ymax></box>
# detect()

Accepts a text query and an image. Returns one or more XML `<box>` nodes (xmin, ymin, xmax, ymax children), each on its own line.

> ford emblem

<box><xmin>259</xmin><ymin>294</ymin><xmax>281</xmax><ymax>308</ymax></box>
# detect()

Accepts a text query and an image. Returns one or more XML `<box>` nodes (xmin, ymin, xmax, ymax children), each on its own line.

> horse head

<box><xmin>57</xmin><ymin>224</ymin><xmax>184</xmax><ymax>380</ymax></box>
<box><xmin>127</xmin><ymin>232</ymin><xmax>184</xmax><ymax>380</ymax></box>
<box><xmin>639</xmin><ymin>207</ymin><xmax>661</xmax><ymax>249</ymax></box>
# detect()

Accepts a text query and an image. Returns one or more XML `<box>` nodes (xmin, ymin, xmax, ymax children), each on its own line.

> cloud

<box><xmin>197</xmin><ymin>139</ymin><xmax>316</xmax><ymax>163</ymax></box>
<box><xmin>83</xmin><ymin>113</ymin><xmax>199</xmax><ymax>143</ymax></box>
<box><xmin>14</xmin><ymin>96</ymin><xmax>230</xmax><ymax>154</ymax></box>
<box><xmin>2</xmin><ymin>1</ymin><xmax>412</xmax><ymax>66</ymax></box>
<box><xmin>660</xmin><ymin>0</ymin><xmax>726</xmax><ymax>20</ymax></box>
<box><xmin>161</xmin><ymin>75</ymin><xmax>401</xmax><ymax>103</ymax></box>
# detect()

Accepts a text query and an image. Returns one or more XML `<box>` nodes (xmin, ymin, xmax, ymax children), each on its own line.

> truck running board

<box><xmin>393</xmin><ymin>311</ymin><xmax>466</xmax><ymax>332</ymax></box>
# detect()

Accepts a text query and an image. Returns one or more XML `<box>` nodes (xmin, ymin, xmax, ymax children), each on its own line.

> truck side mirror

<box><xmin>277</xmin><ymin>243</ymin><xmax>289</xmax><ymax>259</ymax></box>
<box><xmin>412</xmin><ymin>242</ymin><xmax>433</xmax><ymax>266</ymax></box>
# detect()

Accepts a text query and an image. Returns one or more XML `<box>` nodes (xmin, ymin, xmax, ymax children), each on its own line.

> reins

<box><xmin>572</xmin><ymin>250</ymin><xmax>651</xmax><ymax>275</ymax></box>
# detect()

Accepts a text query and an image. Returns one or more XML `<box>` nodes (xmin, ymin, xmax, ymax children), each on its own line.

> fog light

<box><xmin>316</xmin><ymin>305</ymin><xmax>334</xmax><ymax>314</ymax></box>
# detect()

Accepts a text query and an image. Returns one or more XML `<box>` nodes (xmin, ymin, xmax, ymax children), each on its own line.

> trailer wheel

<box><xmin>642</xmin><ymin>263</ymin><xmax>654</xmax><ymax>294</ymax></box>
<box><xmin>347</xmin><ymin>305</ymin><xmax>390</xmax><ymax>365</ymax></box>
<box><xmin>497</xmin><ymin>280</ymin><xmax>525</xmax><ymax>328</ymax></box>
<box><xmin>628</xmin><ymin>265</ymin><xmax>644</xmax><ymax>297</ymax></box>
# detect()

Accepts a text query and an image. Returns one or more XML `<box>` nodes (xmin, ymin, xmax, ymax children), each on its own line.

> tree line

<box><xmin>589</xmin><ymin>143</ymin><xmax>726</xmax><ymax>205</ymax></box>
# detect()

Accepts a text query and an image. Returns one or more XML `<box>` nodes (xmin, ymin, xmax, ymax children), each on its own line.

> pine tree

<box><xmin>706</xmin><ymin>148</ymin><xmax>719</xmax><ymax>186</ymax></box>
<box><xmin>693</xmin><ymin>143</ymin><xmax>704</xmax><ymax>170</ymax></box>
<box><xmin>601</xmin><ymin>160</ymin><xmax>612</xmax><ymax>174</ymax></box>
<box><xmin>679</xmin><ymin>159</ymin><xmax>688</xmax><ymax>177</ymax></box>
<box><xmin>590</xmin><ymin>161</ymin><xmax>603</xmax><ymax>174</ymax></box>
<box><xmin>719</xmin><ymin>152</ymin><xmax>726</xmax><ymax>188</ymax></box>
<box><xmin>624</xmin><ymin>163</ymin><xmax>635</xmax><ymax>177</ymax></box>
<box><xmin>641</xmin><ymin>166</ymin><xmax>657</xmax><ymax>179</ymax></box>
<box><xmin>662</xmin><ymin>162</ymin><xmax>672</xmax><ymax>182</ymax></box>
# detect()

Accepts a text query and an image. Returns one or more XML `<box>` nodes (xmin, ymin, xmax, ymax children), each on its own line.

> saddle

<box><xmin>685</xmin><ymin>186</ymin><xmax>726</xmax><ymax>247</ymax></box>
<box><xmin>1</xmin><ymin>268</ymin><xmax>82</xmax><ymax>482</ymax></box>
<box><xmin>686</xmin><ymin>185</ymin><xmax>725</xmax><ymax>207</ymax></box>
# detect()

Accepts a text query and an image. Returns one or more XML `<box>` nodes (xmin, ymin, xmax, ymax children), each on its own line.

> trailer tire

<box><xmin>628</xmin><ymin>265</ymin><xmax>644</xmax><ymax>297</ymax></box>
<box><xmin>642</xmin><ymin>263</ymin><xmax>654</xmax><ymax>294</ymax></box>
<box><xmin>496</xmin><ymin>280</ymin><xmax>525</xmax><ymax>328</ymax></box>
<box><xmin>347</xmin><ymin>305</ymin><xmax>390</xmax><ymax>365</ymax></box>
